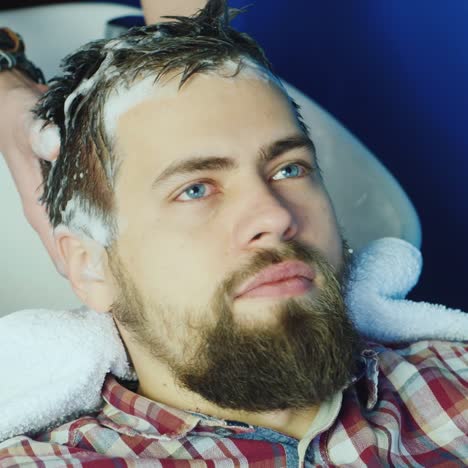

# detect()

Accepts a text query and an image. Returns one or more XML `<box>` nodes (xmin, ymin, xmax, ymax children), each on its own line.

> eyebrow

<box><xmin>151</xmin><ymin>134</ymin><xmax>316</xmax><ymax>189</ymax></box>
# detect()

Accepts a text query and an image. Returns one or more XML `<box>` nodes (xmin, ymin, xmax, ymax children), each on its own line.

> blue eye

<box><xmin>175</xmin><ymin>163</ymin><xmax>311</xmax><ymax>203</ymax></box>
<box><xmin>178</xmin><ymin>183</ymin><xmax>210</xmax><ymax>201</ymax></box>
<box><xmin>272</xmin><ymin>163</ymin><xmax>308</xmax><ymax>181</ymax></box>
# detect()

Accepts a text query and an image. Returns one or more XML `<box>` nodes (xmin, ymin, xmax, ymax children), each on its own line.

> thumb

<box><xmin>29</xmin><ymin>118</ymin><xmax>61</xmax><ymax>161</ymax></box>
<box><xmin>27</xmin><ymin>201</ymin><xmax>67</xmax><ymax>278</ymax></box>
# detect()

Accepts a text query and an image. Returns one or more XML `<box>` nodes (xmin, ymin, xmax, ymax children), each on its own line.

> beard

<box><xmin>110</xmin><ymin>238</ymin><xmax>363</xmax><ymax>413</ymax></box>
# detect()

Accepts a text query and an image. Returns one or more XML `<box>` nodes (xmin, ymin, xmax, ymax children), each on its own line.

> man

<box><xmin>0</xmin><ymin>1</ymin><xmax>466</xmax><ymax>466</ymax></box>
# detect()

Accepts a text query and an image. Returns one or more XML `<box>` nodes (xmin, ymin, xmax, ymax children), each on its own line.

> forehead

<box><xmin>112</xmin><ymin>71</ymin><xmax>303</xmax><ymax>196</ymax></box>
<box><xmin>103</xmin><ymin>61</ymin><xmax>288</xmax><ymax>139</ymax></box>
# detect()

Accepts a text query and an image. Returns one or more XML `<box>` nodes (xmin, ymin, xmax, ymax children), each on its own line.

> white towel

<box><xmin>346</xmin><ymin>237</ymin><xmax>468</xmax><ymax>342</ymax></box>
<box><xmin>0</xmin><ymin>237</ymin><xmax>466</xmax><ymax>443</ymax></box>
<box><xmin>0</xmin><ymin>308</ymin><xmax>136</xmax><ymax>443</ymax></box>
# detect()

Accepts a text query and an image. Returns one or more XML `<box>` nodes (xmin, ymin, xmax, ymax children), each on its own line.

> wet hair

<box><xmin>35</xmin><ymin>0</ymin><xmax>307</xmax><ymax>246</ymax></box>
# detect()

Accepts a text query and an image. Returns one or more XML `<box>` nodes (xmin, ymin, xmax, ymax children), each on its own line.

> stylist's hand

<box><xmin>0</xmin><ymin>69</ymin><xmax>65</xmax><ymax>275</ymax></box>
<box><xmin>141</xmin><ymin>0</ymin><xmax>209</xmax><ymax>24</ymax></box>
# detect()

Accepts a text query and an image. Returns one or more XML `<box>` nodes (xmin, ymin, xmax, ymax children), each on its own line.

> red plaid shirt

<box><xmin>0</xmin><ymin>340</ymin><xmax>467</xmax><ymax>467</ymax></box>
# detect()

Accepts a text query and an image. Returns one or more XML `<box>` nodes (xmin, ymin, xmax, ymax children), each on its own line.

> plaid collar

<box><xmin>100</xmin><ymin>345</ymin><xmax>382</xmax><ymax>439</ymax></box>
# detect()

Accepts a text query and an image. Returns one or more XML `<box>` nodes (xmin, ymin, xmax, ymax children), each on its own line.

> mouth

<box><xmin>234</xmin><ymin>261</ymin><xmax>316</xmax><ymax>300</ymax></box>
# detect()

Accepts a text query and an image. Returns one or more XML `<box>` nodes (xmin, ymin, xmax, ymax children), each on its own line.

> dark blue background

<box><xmin>109</xmin><ymin>0</ymin><xmax>468</xmax><ymax>311</ymax></box>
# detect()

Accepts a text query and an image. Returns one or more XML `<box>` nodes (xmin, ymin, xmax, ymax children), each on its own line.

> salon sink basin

<box><xmin>0</xmin><ymin>2</ymin><xmax>421</xmax><ymax>317</ymax></box>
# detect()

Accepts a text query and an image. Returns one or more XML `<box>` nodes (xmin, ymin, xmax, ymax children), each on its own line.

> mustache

<box><xmin>220</xmin><ymin>239</ymin><xmax>344</xmax><ymax>299</ymax></box>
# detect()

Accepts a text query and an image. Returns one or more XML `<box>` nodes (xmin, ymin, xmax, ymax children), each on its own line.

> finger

<box><xmin>29</xmin><ymin>204</ymin><xmax>67</xmax><ymax>278</ymax></box>
<box><xmin>29</xmin><ymin>119</ymin><xmax>60</xmax><ymax>161</ymax></box>
<box><xmin>35</xmin><ymin>83</ymin><xmax>48</xmax><ymax>93</ymax></box>
<box><xmin>20</xmin><ymin>165</ymin><xmax>67</xmax><ymax>278</ymax></box>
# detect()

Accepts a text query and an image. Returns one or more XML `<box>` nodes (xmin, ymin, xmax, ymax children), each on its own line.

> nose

<box><xmin>232</xmin><ymin>184</ymin><xmax>299</xmax><ymax>250</ymax></box>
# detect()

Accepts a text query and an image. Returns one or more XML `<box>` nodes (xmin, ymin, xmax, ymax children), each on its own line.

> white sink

<box><xmin>0</xmin><ymin>3</ymin><xmax>421</xmax><ymax>316</ymax></box>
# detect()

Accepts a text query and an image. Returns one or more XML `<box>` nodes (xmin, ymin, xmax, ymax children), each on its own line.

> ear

<box><xmin>54</xmin><ymin>227</ymin><xmax>116</xmax><ymax>312</ymax></box>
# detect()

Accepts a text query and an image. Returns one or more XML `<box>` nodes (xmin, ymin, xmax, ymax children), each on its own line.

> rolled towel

<box><xmin>0</xmin><ymin>307</ymin><xmax>136</xmax><ymax>443</ymax></box>
<box><xmin>345</xmin><ymin>237</ymin><xmax>468</xmax><ymax>342</ymax></box>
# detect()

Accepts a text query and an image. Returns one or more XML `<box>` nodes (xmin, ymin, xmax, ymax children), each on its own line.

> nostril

<box><xmin>283</xmin><ymin>224</ymin><xmax>297</xmax><ymax>241</ymax></box>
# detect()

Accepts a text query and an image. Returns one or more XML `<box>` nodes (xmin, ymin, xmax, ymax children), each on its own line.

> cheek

<box><xmin>159</xmin><ymin>196</ymin><xmax>222</xmax><ymax>231</ymax></box>
<box><xmin>297</xmin><ymin>190</ymin><xmax>343</xmax><ymax>268</ymax></box>
<box><xmin>320</xmin><ymin>199</ymin><xmax>343</xmax><ymax>269</ymax></box>
<box><xmin>116</xmin><ymin>209</ymin><xmax>220</xmax><ymax>309</ymax></box>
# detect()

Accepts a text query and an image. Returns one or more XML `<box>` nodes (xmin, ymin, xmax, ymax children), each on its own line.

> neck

<box><xmin>136</xmin><ymin>363</ymin><xmax>319</xmax><ymax>440</ymax></box>
<box><xmin>117</xmin><ymin>321</ymin><xmax>321</xmax><ymax>440</ymax></box>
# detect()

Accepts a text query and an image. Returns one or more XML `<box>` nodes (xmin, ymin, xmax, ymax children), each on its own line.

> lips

<box><xmin>234</xmin><ymin>260</ymin><xmax>316</xmax><ymax>299</ymax></box>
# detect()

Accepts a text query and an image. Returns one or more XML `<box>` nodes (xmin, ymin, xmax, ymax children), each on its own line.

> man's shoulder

<box><xmin>0</xmin><ymin>414</ymin><xmax>106</xmax><ymax>466</ymax></box>
<box><xmin>373</xmin><ymin>339</ymin><xmax>467</xmax><ymax>369</ymax></box>
<box><xmin>332</xmin><ymin>340</ymin><xmax>468</xmax><ymax>465</ymax></box>
<box><xmin>369</xmin><ymin>339</ymin><xmax>467</xmax><ymax>405</ymax></box>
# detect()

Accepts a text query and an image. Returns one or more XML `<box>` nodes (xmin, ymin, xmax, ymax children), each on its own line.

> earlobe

<box><xmin>54</xmin><ymin>227</ymin><xmax>116</xmax><ymax>312</ymax></box>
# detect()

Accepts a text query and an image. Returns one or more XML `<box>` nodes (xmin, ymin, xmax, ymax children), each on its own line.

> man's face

<box><xmin>109</xmin><ymin>68</ymin><xmax>361</xmax><ymax>412</ymax></box>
